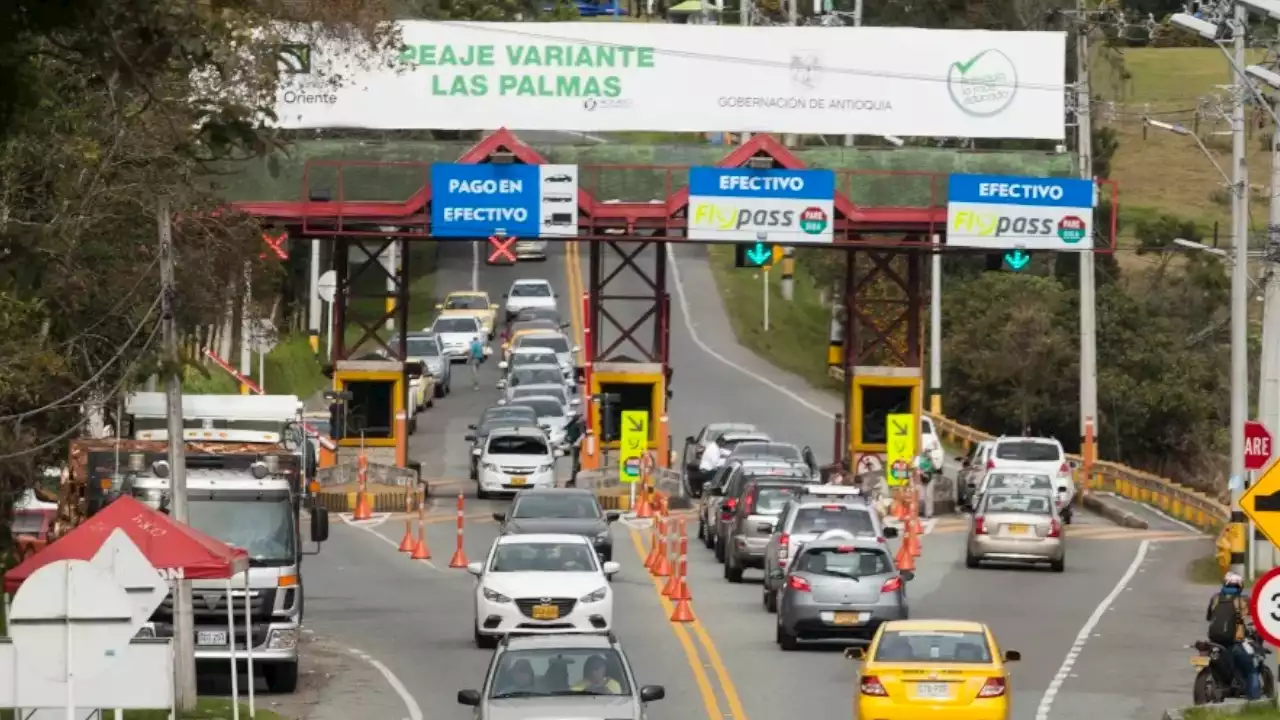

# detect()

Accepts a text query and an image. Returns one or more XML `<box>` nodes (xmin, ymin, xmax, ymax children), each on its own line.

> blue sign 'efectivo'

<box><xmin>946</xmin><ymin>173</ymin><xmax>1097</xmax><ymax>251</ymax></box>
<box><xmin>947</xmin><ymin>174</ymin><xmax>1094</xmax><ymax>208</ymax></box>
<box><xmin>431</xmin><ymin>164</ymin><xmax>579</xmax><ymax>238</ymax></box>
<box><xmin>687</xmin><ymin>167</ymin><xmax>836</xmax><ymax>243</ymax></box>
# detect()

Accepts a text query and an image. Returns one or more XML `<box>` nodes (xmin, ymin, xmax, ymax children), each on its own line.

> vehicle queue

<box><xmin>425</xmin><ymin>279</ymin><xmax>1080</xmax><ymax>720</ymax></box>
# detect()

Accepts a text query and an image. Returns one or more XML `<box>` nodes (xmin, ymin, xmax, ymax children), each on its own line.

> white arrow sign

<box><xmin>90</xmin><ymin>529</ymin><xmax>168</xmax><ymax>633</ymax></box>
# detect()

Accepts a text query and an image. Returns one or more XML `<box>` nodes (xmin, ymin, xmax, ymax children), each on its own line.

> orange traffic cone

<box><xmin>669</xmin><ymin>554</ymin><xmax>695</xmax><ymax>623</ymax></box>
<box><xmin>398</xmin><ymin>490</ymin><xmax>416</xmax><ymax>552</ymax></box>
<box><xmin>651</xmin><ymin>517</ymin><xmax>672</xmax><ymax>578</ymax></box>
<box><xmin>448</xmin><ymin>493</ymin><xmax>470</xmax><ymax>568</ymax></box>
<box><xmin>905</xmin><ymin>525</ymin><xmax>922</xmax><ymax>558</ymax></box>
<box><xmin>352</xmin><ymin>492</ymin><xmax>373</xmax><ymax>521</ymax></box>
<box><xmin>410</xmin><ymin>522</ymin><xmax>431</xmax><ymax>560</ymax></box>
<box><xmin>644</xmin><ymin>516</ymin><xmax>662</xmax><ymax>570</ymax></box>
<box><xmin>895</xmin><ymin>540</ymin><xmax>916</xmax><ymax>572</ymax></box>
<box><xmin>890</xmin><ymin>490</ymin><xmax>908</xmax><ymax>522</ymax></box>
<box><xmin>635</xmin><ymin>485</ymin><xmax>654</xmax><ymax>519</ymax></box>
<box><xmin>664</xmin><ymin>520</ymin><xmax>690</xmax><ymax>597</ymax></box>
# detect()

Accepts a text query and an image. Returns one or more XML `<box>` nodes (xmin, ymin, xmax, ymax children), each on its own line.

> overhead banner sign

<box><xmin>946</xmin><ymin>174</ymin><xmax>1095</xmax><ymax>251</ymax></box>
<box><xmin>430</xmin><ymin>163</ymin><xmax>578</xmax><ymax>238</ymax></box>
<box><xmin>275</xmin><ymin>22</ymin><xmax>1066</xmax><ymax>140</ymax></box>
<box><xmin>688</xmin><ymin>167</ymin><xmax>835</xmax><ymax>244</ymax></box>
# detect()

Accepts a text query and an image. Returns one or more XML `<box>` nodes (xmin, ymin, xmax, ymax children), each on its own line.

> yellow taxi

<box><xmin>502</xmin><ymin>326</ymin><xmax>562</xmax><ymax>359</ymax></box>
<box><xmin>436</xmin><ymin>291</ymin><xmax>497</xmax><ymax>338</ymax></box>
<box><xmin>846</xmin><ymin>619</ymin><xmax>1019</xmax><ymax>720</ymax></box>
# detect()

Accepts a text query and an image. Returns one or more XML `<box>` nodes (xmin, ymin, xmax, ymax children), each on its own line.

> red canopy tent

<box><xmin>4</xmin><ymin>495</ymin><xmax>249</xmax><ymax>593</ymax></box>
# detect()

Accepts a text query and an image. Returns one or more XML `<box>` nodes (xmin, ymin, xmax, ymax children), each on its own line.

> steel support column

<box><xmin>587</xmin><ymin>239</ymin><xmax>669</xmax><ymax>363</ymax></box>
<box><xmin>330</xmin><ymin>237</ymin><xmax>411</xmax><ymax>363</ymax></box>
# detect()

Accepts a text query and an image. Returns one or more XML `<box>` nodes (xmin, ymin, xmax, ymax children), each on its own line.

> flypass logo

<box><xmin>693</xmin><ymin>204</ymin><xmax>798</xmax><ymax>231</ymax></box>
<box><xmin>951</xmin><ymin>210</ymin><xmax>1054</xmax><ymax>238</ymax></box>
<box><xmin>947</xmin><ymin>49</ymin><xmax>1018</xmax><ymax>117</ymax></box>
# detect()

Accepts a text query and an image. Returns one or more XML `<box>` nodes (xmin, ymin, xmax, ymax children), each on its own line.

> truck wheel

<box><xmin>263</xmin><ymin>662</ymin><xmax>299</xmax><ymax>693</ymax></box>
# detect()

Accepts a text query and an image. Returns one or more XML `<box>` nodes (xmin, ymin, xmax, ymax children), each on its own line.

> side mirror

<box><xmin>710</xmin><ymin>487</ymin><xmax>724</xmax><ymax>496</ymax></box>
<box><xmin>883</xmin><ymin>526</ymin><xmax>899</xmax><ymax>539</ymax></box>
<box><xmin>310</xmin><ymin>507</ymin><xmax>330</xmax><ymax>543</ymax></box>
<box><xmin>844</xmin><ymin>647</ymin><xmax>866</xmax><ymax>661</ymax></box>
<box><xmin>435</xmin><ymin>304</ymin><xmax>443</xmax><ymax>310</ymax></box>
<box><xmin>602</xmin><ymin>561</ymin><xmax>621</xmax><ymax>576</ymax></box>
<box><xmin>502</xmin><ymin>292</ymin><xmax>508</xmax><ymax>298</ymax></box>
<box><xmin>457</xmin><ymin>689</ymin><xmax>481</xmax><ymax>706</ymax></box>
<box><xmin>1004</xmin><ymin>650</ymin><xmax>1021</xmax><ymax>662</ymax></box>
<box><xmin>606</xmin><ymin>511</ymin><xmax>620</xmax><ymax>522</ymax></box>
<box><xmin>498</xmin><ymin>361</ymin><xmax>509</xmax><ymax>370</ymax></box>
<box><xmin>472</xmin><ymin>448</ymin><xmax>482</xmax><ymax>456</ymax></box>
<box><xmin>468</xmin><ymin>423</ymin><xmax>477</xmax><ymax>430</ymax></box>
<box><xmin>571</xmin><ymin>345</ymin><xmax>581</xmax><ymax>353</ymax></box>
<box><xmin>464</xmin><ymin>434</ymin><xmax>476</xmax><ymax>442</ymax></box>
<box><xmin>492</xmin><ymin>512</ymin><xmax>506</xmax><ymax>522</ymax></box>
<box><xmin>900</xmin><ymin>570</ymin><xmax>915</xmax><ymax>582</ymax></box>
<box><xmin>1068</xmin><ymin>460</ymin><xmax>1081</xmax><ymax>470</ymax></box>
<box><xmin>960</xmin><ymin>458</ymin><xmax>970</xmax><ymax>467</ymax></box>
<box><xmin>553</xmin><ymin>448</ymin><xmax>566</xmax><ymax>457</ymax></box>
<box><xmin>639</xmin><ymin>685</ymin><xmax>666</xmax><ymax>703</ymax></box>
<box><xmin>768</xmin><ymin>568</ymin><xmax>785</xmax><ymax>580</ymax></box>
<box><xmin>466</xmin><ymin>562</ymin><xmax>484</xmax><ymax>576</ymax></box>
<box><xmin>497</xmin><ymin>382</ymin><xmax>507</xmax><ymax>391</ymax></box>
<box><xmin>685</xmin><ymin>435</ymin><xmax>696</xmax><ymax>446</ymax></box>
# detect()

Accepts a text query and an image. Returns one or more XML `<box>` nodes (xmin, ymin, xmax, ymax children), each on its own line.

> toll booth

<box><xmin>328</xmin><ymin>360</ymin><xmax>413</xmax><ymax>457</ymax></box>
<box><xmin>587</xmin><ymin>361</ymin><xmax>668</xmax><ymax>466</ymax></box>
<box><xmin>849</xmin><ymin>366</ymin><xmax>923</xmax><ymax>459</ymax></box>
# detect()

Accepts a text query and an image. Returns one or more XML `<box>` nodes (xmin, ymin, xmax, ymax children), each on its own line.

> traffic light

<box><xmin>984</xmin><ymin>250</ymin><xmax>1032</xmax><ymax>272</ymax></box>
<box><xmin>733</xmin><ymin>242</ymin><xmax>783</xmax><ymax>268</ymax></box>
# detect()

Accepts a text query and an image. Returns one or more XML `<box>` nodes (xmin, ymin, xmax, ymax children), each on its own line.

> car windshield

<box><xmin>488</xmin><ymin>648</ymin><xmax>631</xmax><ymax>698</ymax></box>
<box><xmin>751</xmin><ymin>485</ymin><xmax>801</xmax><ymax>514</ymax></box>
<box><xmin>188</xmin><ymin>496</ymin><xmax>296</xmax><ymax>566</ymax></box>
<box><xmin>512</xmin><ymin>353</ymin><xmax>559</xmax><ymax>367</ymax></box>
<box><xmin>995</xmin><ymin>441</ymin><xmax>1061</xmax><ymax>462</ymax></box>
<box><xmin>983</xmin><ymin>493</ymin><xmax>1053</xmax><ymax>515</ymax></box>
<box><xmin>986</xmin><ymin>473</ymin><xmax>1052</xmax><ymax>491</ymax></box>
<box><xmin>795</xmin><ymin>546</ymin><xmax>891</xmax><ymax>579</ymax></box>
<box><xmin>488</xmin><ymin>542</ymin><xmax>598</xmax><ymax>573</ymax></box>
<box><xmin>792</xmin><ymin>506</ymin><xmax>876</xmax><ymax>535</ymax></box>
<box><xmin>921</xmin><ymin>418</ymin><xmax>935</xmax><ymax>435</ymax></box>
<box><xmin>432</xmin><ymin>317</ymin><xmax>479</xmax><ymax>334</ymax></box>
<box><xmin>405</xmin><ymin>337</ymin><xmax>439</xmax><ymax>357</ymax></box>
<box><xmin>873</xmin><ymin>630</ymin><xmax>993</xmax><ymax>664</ymax></box>
<box><xmin>512</xmin><ymin>494</ymin><xmax>602</xmax><ymax>519</ymax></box>
<box><xmin>445</xmin><ymin>295</ymin><xmax>488</xmax><ymax>310</ymax></box>
<box><xmin>521</xmin><ymin>336</ymin><xmax>570</xmax><ymax>353</ymax></box>
<box><xmin>512</xmin><ymin>368</ymin><xmax>563</xmax><ymax>386</ymax></box>
<box><xmin>488</xmin><ymin>435</ymin><xmax>549</xmax><ymax>455</ymax></box>
<box><xmin>512</xmin><ymin>399</ymin><xmax>564</xmax><ymax>418</ymax></box>
<box><xmin>513</xmin><ymin>387</ymin><xmax>567</xmax><ymax>404</ymax></box>
<box><xmin>511</xmin><ymin>283</ymin><xmax>552</xmax><ymax>297</ymax></box>
<box><xmin>482</xmin><ymin>407</ymin><xmax>537</xmax><ymax>422</ymax></box>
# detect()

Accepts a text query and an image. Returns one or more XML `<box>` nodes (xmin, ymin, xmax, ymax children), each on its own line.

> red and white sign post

<box><xmin>1246</xmin><ymin>420</ymin><xmax>1274</xmax><ymax>472</ymax></box>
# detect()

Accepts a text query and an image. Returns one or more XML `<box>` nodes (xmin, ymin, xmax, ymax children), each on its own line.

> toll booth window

<box><xmin>598</xmin><ymin>383</ymin><xmax>653</xmax><ymax>443</ymax></box>
<box><xmin>859</xmin><ymin>386</ymin><xmax>913</xmax><ymax>445</ymax></box>
<box><xmin>344</xmin><ymin>381</ymin><xmax>393</xmax><ymax>439</ymax></box>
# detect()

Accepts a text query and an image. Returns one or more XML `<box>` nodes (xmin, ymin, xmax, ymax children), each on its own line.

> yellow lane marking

<box><xmin>627</xmin><ymin>529</ymin><xmax>725</xmax><ymax>720</ymax></box>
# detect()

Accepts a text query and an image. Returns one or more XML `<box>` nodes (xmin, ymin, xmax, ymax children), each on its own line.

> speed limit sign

<box><xmin>1249</xmin><ymin>566</ymin><xmax>1280</xmax><ymax>647</ymax></box>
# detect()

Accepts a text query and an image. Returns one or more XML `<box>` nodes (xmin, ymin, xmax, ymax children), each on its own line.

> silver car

<box><xmin>761</xmin><ymin>487</ymin><xmax>897</xmax><ymax>611</ymax></box>
<box><xmin>966</xmin><ymin>489</ymin><xmax>1065</xmax><ymax>572</ymax></box>
<box><xmin>511</xmin><ymin>332</ymin><xmax>578</xmax><ymax>377</ymax></box>
<box><xmin>698</xmin><ymin>458</ymin><xmax>806</xmax><ymax>551</ymax></box>
<box><xmin>456</xmin><ymin>632</ymin><xmax>665</xmax><ymax>719</ymax></box>
<box><xmin>773</xmin><ymin>535</ymin><xmax>911</xmax><ymax>651</ymax></box>
<box><xmin>722</xmin><ymin>480</ymin><xmax>809</xmax><ymax>583</ymax></box>
<box><xmin>712</xmin><ymin>461</ymin><xmax>814</xmax><ymax>563</ymax></box>
<box><xmin>401</xmin><ymin>332</ymin><xmax>451</xmax><ymax>397</ymax></box>
<box><xmin>971</xmin><ymin>470</ymin><xmax>1055</xmax><ymax>513</ymax></box>
<box><xmin>504</xmin><ymin>384</ymin><xmax>578</xmax><ymax>412</ymax></box>
<box><xmin>499</xmin><ymin>365</ymin><xmax>570</xmax><ymax>394</ymax></box>
<box><xmin>506</xmin><ymin>395</ymin><xmax>571</xmax><ymax>447</ymax></box>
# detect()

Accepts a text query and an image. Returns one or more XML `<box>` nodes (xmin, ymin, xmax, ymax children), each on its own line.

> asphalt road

<box><xmin>290</xmin><ymin>239</ymin><xmax>1217</xmax><ymax>720</ymax></box>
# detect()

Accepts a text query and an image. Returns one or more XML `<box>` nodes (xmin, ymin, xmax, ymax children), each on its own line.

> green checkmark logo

<box><xmin>947</xmin><ymin>48</ymin><xmax>1018</xmax><ymax>118</ymax></box>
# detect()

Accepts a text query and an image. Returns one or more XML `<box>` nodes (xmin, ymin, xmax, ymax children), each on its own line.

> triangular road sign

<box><xmin>90</xmin><ymin>528</ymin><xmax>169</xmax><ymax>632</ymax></box>
<box><xmin>1240</xmin><ymin>460</ymin><xmax>1280</xmax><ymax>547</ymax></box>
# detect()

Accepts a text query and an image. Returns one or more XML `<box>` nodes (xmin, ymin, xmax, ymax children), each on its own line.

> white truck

<box><xmin>117</xmin><ymin>392</ymin><xmax>329</xmax><ymax>693</ymax></box>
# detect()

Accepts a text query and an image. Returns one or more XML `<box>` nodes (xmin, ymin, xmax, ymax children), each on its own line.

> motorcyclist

<box><xmin>1206</xmin><ymin>571</ymin><xmax>1261</xmax><ymax>700</ymax></box>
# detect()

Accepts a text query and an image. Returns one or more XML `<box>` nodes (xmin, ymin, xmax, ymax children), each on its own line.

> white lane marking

<box><xmin>666</xmin><ymin>245</ymin><xmax>835</xmax><ymax>420</ymax></box>
<box><xmin>348</xmin><ymin>647</ymin><xmax>424</xmax><ymax>720</ymax></box>
<box><xmin>471</xmin><ymin>239</ymin><xmax>480</xmax><ymax>292</ymax></box>
<box><xmin>1034</xmin><ymin>539</ymin><xmax>1150</xmax><ymax>720</ymax></box>
<box><xmin>339</xmin><ymin>513</ymin><xmax>391</xmax><ymax>528</ymax></box>
<box><xmin>1098</xmin><ymin>491</ymin><xmax>1204</xmax><ymax>535</ymax></box>
<box><xmin>345</xmin><ymin>516</ymin><xmax>439</xmax><ymax>571</ymax></box>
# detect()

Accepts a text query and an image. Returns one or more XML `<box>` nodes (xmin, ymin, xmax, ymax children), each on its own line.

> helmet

<box><xmin>1223</xmin><ymin>572</ymin><xmax>1244</xmax><ymax>588</ymax></box>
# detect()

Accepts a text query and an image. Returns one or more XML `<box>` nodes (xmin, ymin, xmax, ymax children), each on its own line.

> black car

<box><xmin>493</xmin><ymin>488</ymin><xmax>619</xmax><ymax>562</ymax></box>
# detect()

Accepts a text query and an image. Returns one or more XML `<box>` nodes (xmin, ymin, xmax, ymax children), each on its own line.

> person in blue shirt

<box><xmin>468</xmin><ymin>336</ymin><xmax>486</xmax><ymax>390</ymax></box>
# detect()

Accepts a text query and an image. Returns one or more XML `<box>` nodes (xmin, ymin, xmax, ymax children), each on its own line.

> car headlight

<box><xmin>267</xmin><ymin>628</ymin><xmax>298</xmax><ymax>650</ymax></box>
<box><xmin>481</xmin><ymin>462</ymin><xmax>498</xmax><ymax>472</ymax></box>
<box><xmin>536</xmin><ymin>464</ymin><xmax>553</xmax><ymax>473</ymax></box>
<box><xmin>580</xmin><ymin>587</ymin><xmax>608</xmax><ymax>603</ymax></box>
<box><xmin>594</xmin><ymin>531</ymin><xmax>610</xmax><ymax>544</ymax></box>
<box><xmin>482</xmin><ymin>587</ymin><xmax>512</xmax><ymax>603</ymax></box>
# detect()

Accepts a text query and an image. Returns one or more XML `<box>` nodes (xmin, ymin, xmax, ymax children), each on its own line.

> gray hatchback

<box><xmin>773</xmin><ymin>535</ymin><xmax>911</xmax><ymax>651</ymax></box>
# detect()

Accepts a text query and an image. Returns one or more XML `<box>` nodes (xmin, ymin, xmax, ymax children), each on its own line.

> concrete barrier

<box><xmin>1161</xmin><ymin>698</ymin><xmax>1257</xmax><ymax>719</ymax></box>
<box><xmin>314</xmin><ymin>487</ymin><xmax>414</xmax><ymax>513</ymax></box>
<box><xmin>1082</xmin><ymin>493</ymin><xmax>1149</xmax><ymax>529</ymax></box>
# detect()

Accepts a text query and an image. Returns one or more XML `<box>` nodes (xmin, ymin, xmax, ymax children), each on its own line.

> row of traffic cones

<box><xmin>642</xmin><ymin>495</ymin><xmax>694</xmax><ymax>622</ymax></box>
<box><xmin>397</xmin><ymin>490</ymin><xmax>471</xmax><ymax>567</ymax></box>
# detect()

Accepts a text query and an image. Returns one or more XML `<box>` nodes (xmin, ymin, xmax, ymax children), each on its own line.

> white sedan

<box><xmin>468</xmin><ymin>533</ymin><xmax>620</xmax><ymax>648</ymax></box>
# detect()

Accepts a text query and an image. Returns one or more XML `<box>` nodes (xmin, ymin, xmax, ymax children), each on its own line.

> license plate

<box><xmin>1007</xmin><ymin>524</ymin><xmax>1030</xmax><ymax>535</ymax></box>
<box><xmin>531</xmin><ymin>604</ymin><xmax>560</xmax><ymax>620</ymax></box>
<box><xmin>832</xmin><ymin>612</ymin><xmax>867</xmax><ymax>625</ymax></box>
<box><xmin>197</xmin><ymin>631</ymin><xmax>227</xmax><ymax>646</ymax></box>
<box><xmin>915</xmin><ymin>682</ymin><xmax>951</xmax><ymax>699</ymax></box>
<box><xmin>1191</xmin><ymin>656</ymin><xmax>1210</xmax><ymax>667</ymax></box>
<box><xmin>509</xmin><ymin>477</ymin><xmax>527</xmax><ymax>486</ymax></box>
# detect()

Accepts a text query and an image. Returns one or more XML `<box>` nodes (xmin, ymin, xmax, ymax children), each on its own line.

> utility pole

<box><xmin>1229</xmin><ymin>3</ymin><xmax>1250</xmax><ymax>577</ymax></box>
<box><xmin>157</xmin><ymin>198</ymin><xmax>197</xmax><ymax>711</ymax></box>
<box><xmin>783</xmin><ymin>0</ymin><xmax>798</xmax><ymax>149</ymax></box>
<box><xmin>929</xmin><ymin>233</ymin><xmax>942</xmax><ymax>415</ymax></box>
<box><xmin>1075</xmin><ymin>4</ymin><xmax>1099</xmax><ymax>487</ymax></box>
<box><xmin>1257</xmin><ymin>90</ymin><xmax>1280</xmax><ymax>572</ymax></box>
<box><xmin>239</xmin><ymin>263</ymin><xmax>252</xmax><ymax>394</ymax></box>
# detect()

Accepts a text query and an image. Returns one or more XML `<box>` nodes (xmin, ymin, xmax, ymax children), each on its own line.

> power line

<box><xmin>0</xmin><ymin>293</ymin><xmax>163</xmax><ymax>423</ymax></box>
<box><xmin>53</xmin><ymin>254</ymin><xmax>162</xmax><ymax>349</ymax></box>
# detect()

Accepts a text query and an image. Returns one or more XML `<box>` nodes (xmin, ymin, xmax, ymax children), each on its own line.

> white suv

<box><xmin>988</xmin><ymin>436</ymin><xmax>1076</xmax><ymax>521</ymax></box>
<box><xmin>477</xmin><ymin>426</ymin><xmax>560</xmax><ymax>499</ymax></box>
<box><xmin>920</xmin><ymin>416</ymin><xmax>945</xmax><ymax>474</ymax></box>
<box><xmin>467</xmin><ymin>533</ymin><xmax>619</xmax><ymax>648</ymax></box>
<box><xmin>503</xmin><ymin>279</ymin><xmax>557</xmax><ymax>322</ymax></box>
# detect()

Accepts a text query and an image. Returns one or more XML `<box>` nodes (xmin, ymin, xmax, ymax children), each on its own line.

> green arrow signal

<box><xmin>745</xmin><ymin>242</ymin><xmax>772</xmax><ymax>266</ymax></box>
<box><xmin>1004</xmin><ymin>249</ymin><xmax>1030</xmax><ymax>271</ymax></box>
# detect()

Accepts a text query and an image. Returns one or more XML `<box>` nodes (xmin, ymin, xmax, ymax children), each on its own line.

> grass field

<box><xmin>1184</xmin><ymin>704</ymin><xmax>1280</xmax><ymax>719</ymax></box>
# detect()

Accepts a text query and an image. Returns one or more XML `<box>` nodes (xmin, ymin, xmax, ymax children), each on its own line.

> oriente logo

<box><xmin>946</xmin><ymin>49</ymin><xmax>1018</xmax><ymax>117</ymax></box>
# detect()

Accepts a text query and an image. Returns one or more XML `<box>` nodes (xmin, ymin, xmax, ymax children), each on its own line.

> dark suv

<box><xmin>722</xmin><ymin>480</ymin><xmax>809</xmax><ymax>583</ymax></box>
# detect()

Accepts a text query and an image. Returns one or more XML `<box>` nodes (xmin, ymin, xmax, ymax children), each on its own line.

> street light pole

<box><xmin>1258</xmin><ymin>93</ymin><xmax>1280</xmax><ymax>571</ymax></box>
<box><xmin>1076</xmin><ymin>8</ymin><xmax>1098</xmax><ymax>478</ymax></box>
<box><xmin>1229</xmin><ymin>3</ymin><xmax>1250</xmax><ymax>577</ymax></box>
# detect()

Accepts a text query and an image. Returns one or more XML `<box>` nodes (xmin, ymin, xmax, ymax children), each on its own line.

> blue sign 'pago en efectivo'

<box><xmin>687</xmin><ymin>167</ymin><xmax>836</xmax><ymax>244</ymax></box>
<box><xmin>431</xmin><ymin>163</ymin><xmax>579</xmax><ymax>238</ymax></box>
<box><xmin>946</xmin><ymin>173</ymin><xmax>1095</xmax><ymax>251</ymax></box>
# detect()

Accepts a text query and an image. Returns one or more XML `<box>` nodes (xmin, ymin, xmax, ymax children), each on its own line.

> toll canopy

<box><xmin>126</xmin><ymin>392</ymin><xmax>300</xmax><ymax>444</ymax></box>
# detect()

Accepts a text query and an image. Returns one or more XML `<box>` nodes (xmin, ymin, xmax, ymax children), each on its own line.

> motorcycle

<box><xmin>1191</xmin><ymin>631</ymin><xmax>1277</xmax><ymax>704</ymax></box>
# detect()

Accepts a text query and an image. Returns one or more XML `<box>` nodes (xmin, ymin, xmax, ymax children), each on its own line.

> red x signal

<box><xmin>260</xmin><ymin>231</ymin><xmax>288</xmax><ymax>260</ymax></box>
<box><xmin>487</xmin><ymin>235</ymin><xmax>517</xmax><ymax>264</ymax></box>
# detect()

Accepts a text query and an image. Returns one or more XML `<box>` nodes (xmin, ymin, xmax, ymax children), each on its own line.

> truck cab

<box><xmin>128</xmin><ymin>453</ymin><xmax>328</xmax><ymax>693</ymax></box>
